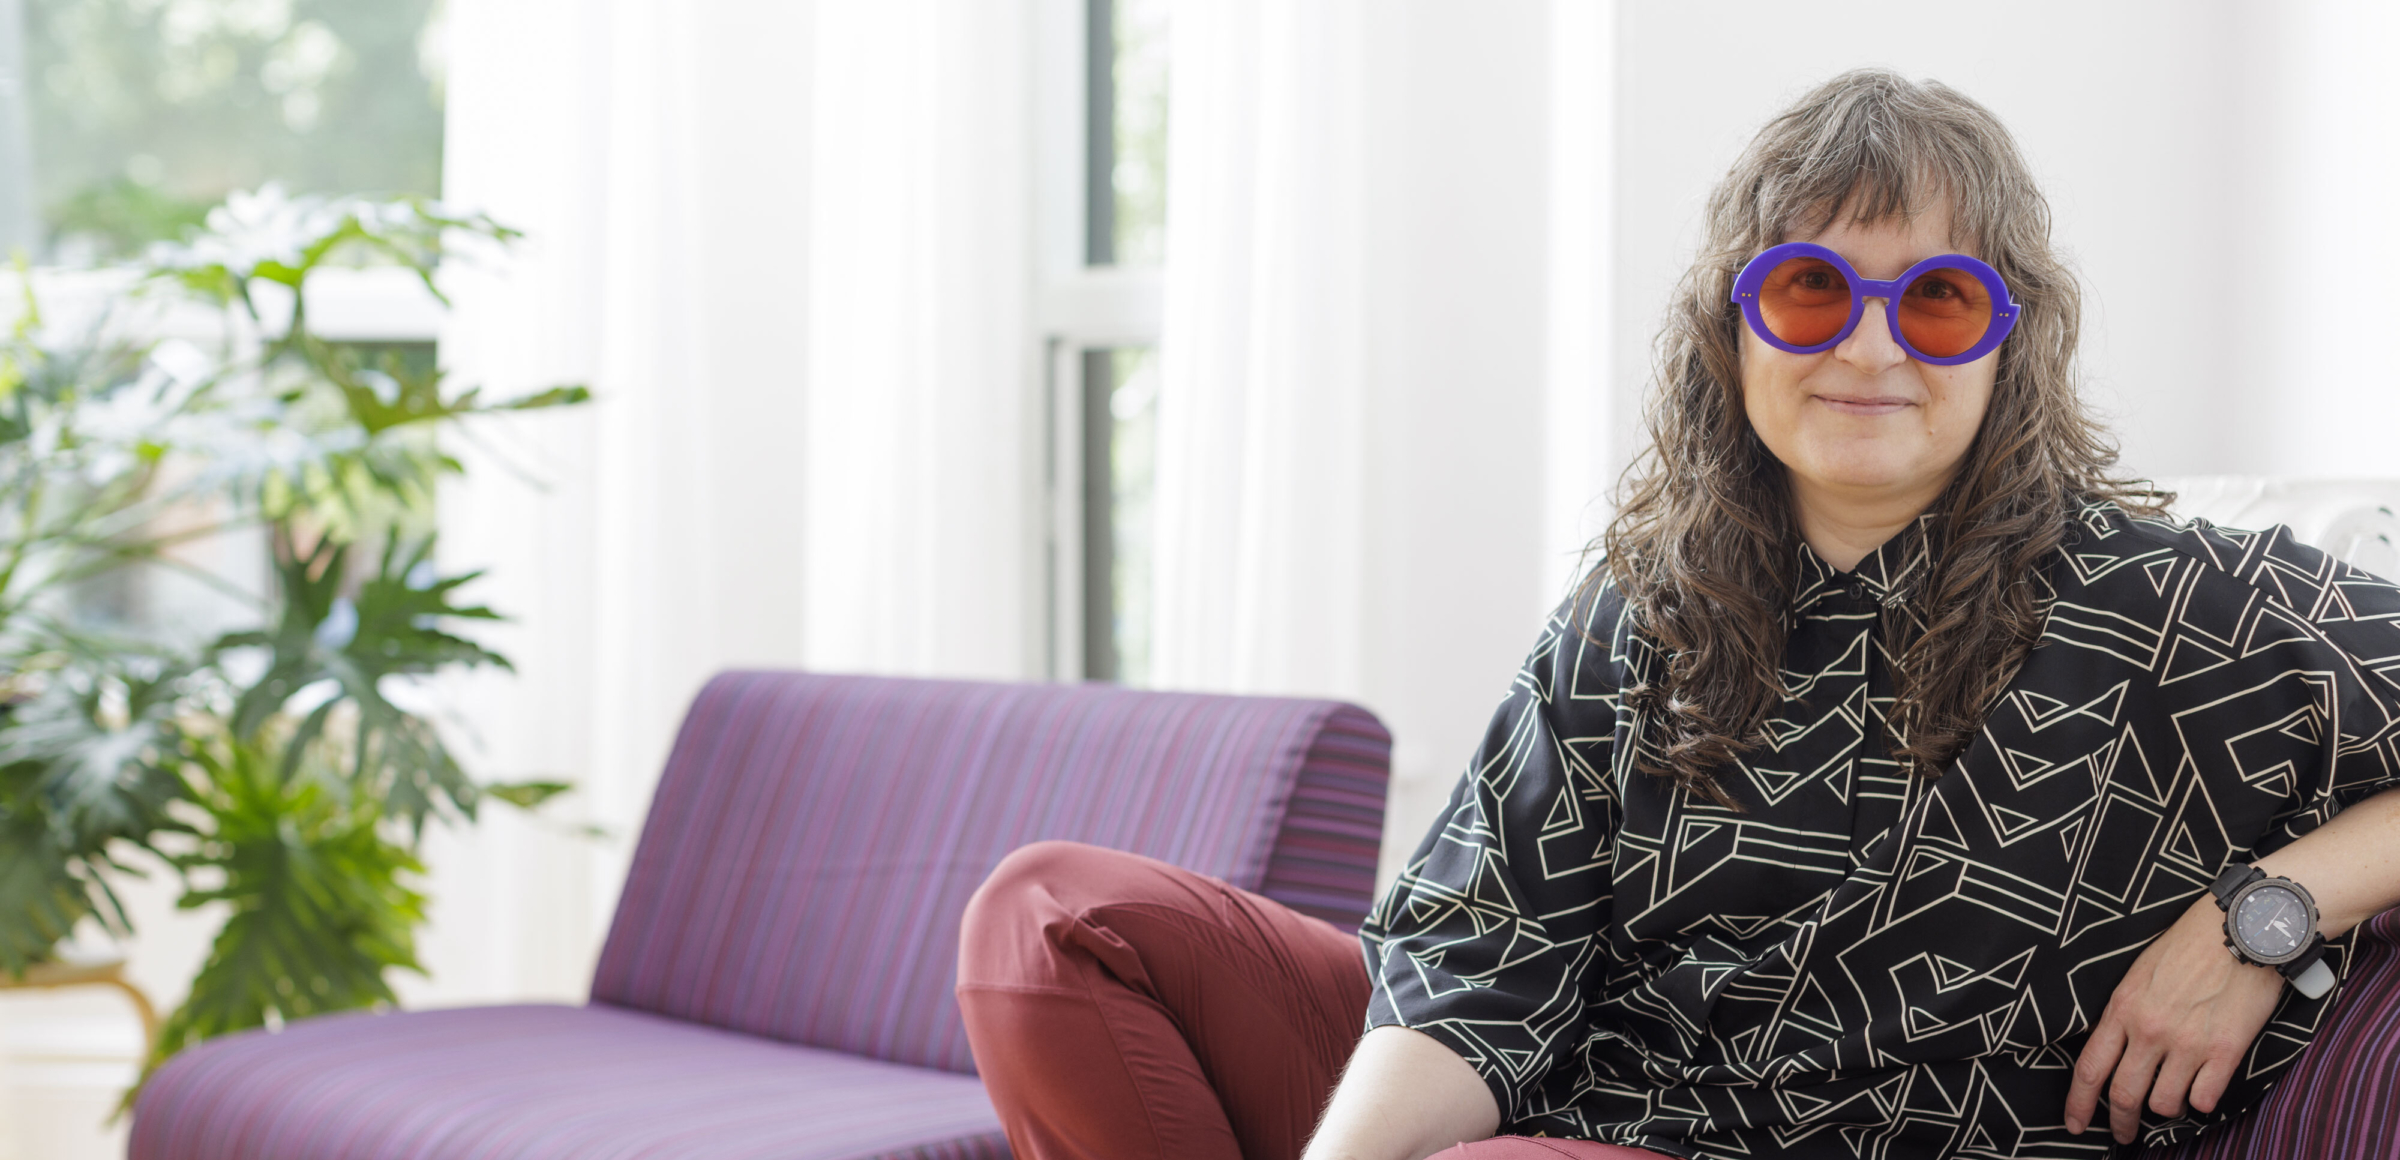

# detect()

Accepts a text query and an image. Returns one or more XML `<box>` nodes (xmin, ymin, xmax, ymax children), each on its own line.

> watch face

<box><xmin>2236</xmin><ymin>885</ymin><xmax>2310</xmax><ymax>959</ymax></box>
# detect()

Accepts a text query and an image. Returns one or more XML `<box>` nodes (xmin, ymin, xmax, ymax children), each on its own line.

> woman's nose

<box><xmin>1835</xmin><ymin>298</ymin><xmax>1909</xmax><ymax>373</ymax></box>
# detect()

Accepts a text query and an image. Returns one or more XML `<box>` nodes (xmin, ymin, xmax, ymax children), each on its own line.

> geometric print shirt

<box><xmin>1361</xmin><ymin>501</ymin><xmax>2400</xmax><ymax>1159</ymax></box>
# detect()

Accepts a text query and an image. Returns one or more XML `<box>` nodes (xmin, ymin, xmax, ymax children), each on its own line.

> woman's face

<box><xmin>1738</xmin><ymin>205</ymin><xmax>1998</xmax><ymax>517</ymax></box>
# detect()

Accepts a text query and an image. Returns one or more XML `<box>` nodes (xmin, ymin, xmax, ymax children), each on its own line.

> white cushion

<box><xmin>2153</xmin><ymin>476</ymin><xmax>2400</xmax><ymax>578</ymax></box>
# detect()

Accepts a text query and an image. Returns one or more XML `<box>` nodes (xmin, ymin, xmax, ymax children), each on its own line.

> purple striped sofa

<box><xmin>128</xmin><ymin>671</ymin><xmax>1392</xmax><ymax>1160</ymax></box>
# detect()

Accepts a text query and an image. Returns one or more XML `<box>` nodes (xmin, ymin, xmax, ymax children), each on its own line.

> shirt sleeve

<box><xmin>1358</xmin><ymin>586</ymin><xmax>1628</xmax><ymax>1120</ymax></box>
<box><xmin>2310</xmin><ymin>553</ymin><xmax>2400</xmax><ymax>809</ymax></box>
<box><xmin>2186</xmin><ymin>522</ymin><xmax>2400</xmax><ymax>841</ymax></box>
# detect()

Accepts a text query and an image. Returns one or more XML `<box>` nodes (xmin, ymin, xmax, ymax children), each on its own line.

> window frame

<box><xmin>1033</xmin><ymin>0</ymin><xmax>1164</xmax><ymax>683</ymax></box>
<box><xmin>10</xmin><ymin>266</ymin><xmax>443</xmax><ymax>347</ymax></box>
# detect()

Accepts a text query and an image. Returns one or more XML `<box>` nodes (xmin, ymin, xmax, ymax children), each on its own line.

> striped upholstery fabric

<box><xmin>127</xmin><ymin>1004</ymin><xmax>1009</xmax><ymax>1160</ymax></box>
<box><xmin>2138</xmin><ymin>905</ymin><xmax>2400</xmax><ymax>1159</ymax></box>
<box><xmin>1254</xmin><ymin>704</ymin><xmax>1391</xmax><ymax>928</ymax></box>
<box><xmin>590</xmin><ymin>671</ymin><xmax>1389</xmax><ymax>1075</ymax></box>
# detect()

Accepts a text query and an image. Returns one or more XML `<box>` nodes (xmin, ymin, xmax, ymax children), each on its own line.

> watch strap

<box><xmin>2291</xmin><ymin>955</ymin><xmax>2337</xmax><ymax>999</ymax></box>
<box><xmin>2275</xmin><ymin>933</ymin><xmax>2328</xmax><ymax>978</ymax></box>
<box><xmin>2211</xmin><ymin>862</ymin><xmax>2263</xmax><ymax>908</ymax></box>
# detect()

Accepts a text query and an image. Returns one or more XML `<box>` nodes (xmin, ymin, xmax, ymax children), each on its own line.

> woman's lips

<box><xmin>1813</xmin><ymin>394</ymin><xmax>1912</xmax><ymax>416</ymax></box>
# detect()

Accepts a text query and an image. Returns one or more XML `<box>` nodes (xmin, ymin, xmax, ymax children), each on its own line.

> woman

<box><xmin>956</xmin><ymin>70</ymin><xmax>2400</xmax><ymax>1160</ymax></box>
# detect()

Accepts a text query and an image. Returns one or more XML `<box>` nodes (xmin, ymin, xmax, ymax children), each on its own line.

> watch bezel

<box><xmin>2222</xmin><ymin>877</ymin><xmax>2322</xmax><ymax>967</ymax></box>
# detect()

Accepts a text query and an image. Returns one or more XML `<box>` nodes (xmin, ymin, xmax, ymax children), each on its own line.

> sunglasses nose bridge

<box><xmin>1852</xmin><ymin>275</ymin><xmax>1907</xmax><ymax>303</ymax></box>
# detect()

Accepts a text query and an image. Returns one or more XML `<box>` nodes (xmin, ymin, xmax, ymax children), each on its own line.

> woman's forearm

<box><xmin>2254</xmin><ymin>787</ymin><xmax>2400</xmax><ymax>935</ymax></box>
<box><xmin>1303</xmin><ymin>1025</ymin><xmax>1502</xmax><ymax>1160</ymax></box>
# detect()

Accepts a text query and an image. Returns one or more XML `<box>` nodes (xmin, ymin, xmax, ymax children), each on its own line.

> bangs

<box><xmin>1750</xmin><ymin>81</ymin><xmax>2007</xmax><ymax>257</ymax></box>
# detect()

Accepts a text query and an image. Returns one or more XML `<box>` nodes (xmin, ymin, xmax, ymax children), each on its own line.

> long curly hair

<box><xmin>1599</xmin><ymin>69</ymin><xmax>2164</xmax><ymax>807</ymax></box>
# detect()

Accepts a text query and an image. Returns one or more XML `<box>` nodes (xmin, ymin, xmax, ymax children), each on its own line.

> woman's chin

<box><xmin>1785</xmin><ymin>453</ymin><xmax>1943</xmax><ymax>500</ymax></box>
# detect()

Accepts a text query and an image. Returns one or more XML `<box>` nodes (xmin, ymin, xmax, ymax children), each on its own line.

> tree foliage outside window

<box><xmin>1109</xmin><ymin>0</ymin><xmax>1167</xmax><ymax>268</ymax></box>
<box><xmin>24</xmin><ymin>0</ymin><xmax>445</xmax><ymax>261</ymax></box>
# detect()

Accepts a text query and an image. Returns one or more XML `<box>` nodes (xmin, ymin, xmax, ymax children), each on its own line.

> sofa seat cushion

<box><xmin>129</xmin><ymin>1003</ymin><xmax>1008</xmax><ymax>1160</ymax></box>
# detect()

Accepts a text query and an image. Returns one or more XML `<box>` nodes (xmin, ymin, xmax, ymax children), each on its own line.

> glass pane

<box><xmin>23</xmin><ymin>0</ymin><xmax>446</xmax><ymax>262</ymax></box>
<box><xmin>1107</xmin><ymin>346</ymin><xmax>1156</xmax><ymax>683</ymax></box>
<box><xmin>1079</xmin><ymin>345</ymin><xmax>1156</xmax><ymax>684</ymax></box>
<box><xmin>1109</xmin><ymin>0</ymin><xmax>1167</xmax><ymax>267</ymax></box>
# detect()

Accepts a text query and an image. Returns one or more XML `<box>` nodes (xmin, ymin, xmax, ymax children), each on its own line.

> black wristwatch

<box><xmin>2210</xmin><ymin>864</ymin><xmax>2336</xmax><ymax>999</ymax></box>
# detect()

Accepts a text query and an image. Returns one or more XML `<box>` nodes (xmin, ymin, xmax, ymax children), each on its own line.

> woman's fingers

<box><xmin>2144</xmin><ymin>1045</ymin><xmax>2202</xmax><ymax>1119</ymax></box>
<box><xmin>2105</xmin><ymin>1036</ymin><xmax>2166</xmax><ymax>1144</ymax></box>
<box><xmin>2065</xmin><ymin>897</ymin><xmax>2288</xmax><ymax>1143</ymax></box>
<box><xmin>2189</xmin><ymin>1053</ymin><xmax>2238</xmax><ymax>1116</ymax></box>
<box><xmin>2064</xmin><ymin>1015</ymin><xmax>2125</xmax><ymax>1134</ymax></box>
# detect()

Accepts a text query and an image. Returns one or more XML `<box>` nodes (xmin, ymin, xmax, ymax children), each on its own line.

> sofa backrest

<box><xmin>2156</xmin><ymin>476</ymin><xmax>2400</xmax><ymax>578</ymax></box>
<box><xmin>587</xmin><ymin>671</ymin><xmax>1390</xmax><ymax>1075</ymax></box>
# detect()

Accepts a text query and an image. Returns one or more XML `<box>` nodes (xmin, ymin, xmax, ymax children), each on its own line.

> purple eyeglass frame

<box><xmin>1730</xmin><ymin>242</ymin><xmax>2020</xmax><ymax>366</ymax></box>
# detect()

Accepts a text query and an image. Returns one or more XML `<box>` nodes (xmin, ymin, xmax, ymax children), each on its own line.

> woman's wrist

<box><xmin>2249</xmin><ymin>787</ymin><xmax>2400</xmax><ymax>938</ymax></box>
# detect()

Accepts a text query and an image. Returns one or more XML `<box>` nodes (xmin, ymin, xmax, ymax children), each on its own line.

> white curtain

<box><xmin>423</xmin><ymin>0</ymin><xmax>1034</xmax><ymax>1006</ymax></box>
<box><xmin>1152</xmin><ymin>0</ymin><xmax>1604</xmax><ymax>878</ymax></box>
<box><xmin>1150</xmin><ymin>0</ymin><xmax>1370</xmax><ymax>698</ymax></box>
<box><xmin>1545</xmin><ymin>0</ymin><xmax>1620</xmax><ymax>597</ymax></box>
<box><xmin>803</xmin><ymin>2</ymin><xmax>1036</xmax><ymax>679</ymax></box>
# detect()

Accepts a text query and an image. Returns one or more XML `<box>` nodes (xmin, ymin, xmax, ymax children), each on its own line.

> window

<box><xmin>0</xmin><ymin>1</ymin><xmax>451</xmax><ymax>637</ymax></box>
<box><xmin>1077</xmin><ymin>346</ymin><xmax>1156</xmax><ymax>683</ymax></box>
<box><xmin>1041</xmin><ymin>0</ymin><xmax>1166</xmax><ymax>684</ymax></box>
<box><xmin>15</xmin><ymin>0</ymin><xmax>446</xmax><ymax>262</ymax></box>
<box><xmin>1085</xmin><ymin>0</ymin><xmax>1166</xmax><ymax>268</ymax></box>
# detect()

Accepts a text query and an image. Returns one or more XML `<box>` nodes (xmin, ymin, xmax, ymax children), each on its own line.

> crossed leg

<box><xmin>955</xmin><ymin>840</ymin><xmax>1668</xmax><ymax>1160</ymax></box>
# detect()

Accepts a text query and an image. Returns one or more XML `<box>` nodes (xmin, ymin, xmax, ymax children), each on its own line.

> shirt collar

<box><xmin>1793</xmin><ymin>513</ymin><xmax>1937</xmax><ymax>606</ymax></box>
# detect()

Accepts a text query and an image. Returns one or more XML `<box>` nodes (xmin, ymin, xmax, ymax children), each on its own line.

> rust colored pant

<box><xmin>955</xmin><ymin>840</ymin><xmax>1668</xmax><ymax>1160</ymax></box>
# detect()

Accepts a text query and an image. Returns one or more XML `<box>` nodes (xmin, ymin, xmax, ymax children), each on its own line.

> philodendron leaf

<box><xmin>212</xmin><ymin>530</ymin><xmax>516</xmax><ymax>831</ymax></box>
<box><xmin>346</xmin><ymin>536</ymin><xmax>508</xmax><ymax>678</ymax></box>
<box><xmin>0</xmin><ymin>807</ymin><xmax>92</xmax><ymax>975</ymax></box>
<box><xmin>0</xmin><ymin>662</ymin><xmax>192</xmax><ymax>855</ymax></box>
<box><xmin>491</xmin><ymin>384</ymin><xmax>591</xmax><ymax>411</ymax></box>
<box><xmin>143</xmin><ymin>734</ymin><xmax>423</xmax><ymax>1087</ymax></box>
<box><xmin>482</xmin><ymin>780</ymin><xmax>571</xmax><ymax>810</ymax></box>
<box><xmin>221</xmin><ymin>533</ymin><xmax>349</xmax><ymax>745</ymax></box>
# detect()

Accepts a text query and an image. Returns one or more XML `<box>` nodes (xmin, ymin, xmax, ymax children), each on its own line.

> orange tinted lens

<box><xmin>1896</xmin><ymin>267</ymin><xmax>1993</xmax><ymax>358</ymax></box>
<box><xmin>1757</xmin><ymin>257</ymin><xmax>1852</xmax><ymax>346</ymax></box>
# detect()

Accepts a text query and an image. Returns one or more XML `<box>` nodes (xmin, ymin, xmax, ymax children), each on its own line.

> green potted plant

<box><xmin>0</xmin><ymin>185</ymin><xmax>586</xmax><ymax>1083</ymax></box>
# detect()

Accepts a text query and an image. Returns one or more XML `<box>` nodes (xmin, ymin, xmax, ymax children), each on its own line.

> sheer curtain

<box><xmin>1149</xmin><ymin>0</ymin><xmax>1370</xmax><ymax>699</ymax></box>
<box><xmin>1151</xmin><ymin>0</ymin><xmax>1600</xmax><ymax>876</ymax></box>
<box><xmin>803</xmin><ymin>1</ymin><xmax>1037</xmax><ymax>679</ymax></box>
<box><xmin>425</xmin><ymin>0</ymin><xmax>1034</xmax><ymax>1005</ymax></box>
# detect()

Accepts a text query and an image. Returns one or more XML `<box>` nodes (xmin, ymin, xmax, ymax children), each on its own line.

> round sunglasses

<box><xmin>1730</xmin><ymin>243</ymin><xmax>2020</xmax><ymax>366</ymax></box>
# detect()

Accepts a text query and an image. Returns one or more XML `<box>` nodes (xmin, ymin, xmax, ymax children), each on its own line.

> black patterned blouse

<box><xmin>1361</xmin><ymin>502</ymin><xmax>2400</xmax><ymax>1159</ymax></box>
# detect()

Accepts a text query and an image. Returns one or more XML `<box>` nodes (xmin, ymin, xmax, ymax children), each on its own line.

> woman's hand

<box><xmin>2068</xmin><ymin>789</ymin><xmax>2400</xmax><ymax>1144</ymax></box>
<box><xmin>2063</xmin><ymin>894</ymin><xmax>2283</xmax><ymax>1144</ymax></box>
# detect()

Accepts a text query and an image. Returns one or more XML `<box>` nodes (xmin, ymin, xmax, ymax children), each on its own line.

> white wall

<box><xmin>1358</xmin><ymin>1</ymin><xmax>1560</xmax><ymax>874</ymax></box>
<box><xmin>2218</xmin><ymin>2</ymin><xmax>2400</xmax><ymax>475</ymax></box>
